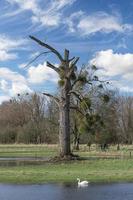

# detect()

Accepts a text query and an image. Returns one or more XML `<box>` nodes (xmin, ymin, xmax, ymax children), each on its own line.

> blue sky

<box><xmin>0</xmin><ymin>0</ymin><xmax>133</xmax><ymax>103</ymax></box>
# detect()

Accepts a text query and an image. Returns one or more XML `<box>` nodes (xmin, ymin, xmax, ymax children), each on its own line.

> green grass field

<box><xmin>0</xmin><ymin>144</ymin><xmax>58</xmax><ymax>157</ymax></box>
<box><xmin>0</xmin><ymin>144</ymin><xmax>132</xmax><ymax>158</ymax></box>
<box><xmin>0</xmin><ymin>144</ymin><xmax>133</xmax><ymax>184</ymax></box>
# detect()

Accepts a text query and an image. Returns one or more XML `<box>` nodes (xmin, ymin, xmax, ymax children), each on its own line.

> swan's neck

<box><xmin>77</xmin><ymin>179</ymin><xmax>80</xmax><ymax>183</ymax></box>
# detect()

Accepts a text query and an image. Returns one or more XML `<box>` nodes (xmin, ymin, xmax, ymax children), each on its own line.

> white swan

<box><xmin>77</xmin><ymin>178</ymin><xmax>89</xmax><ymax>187</ymax></box>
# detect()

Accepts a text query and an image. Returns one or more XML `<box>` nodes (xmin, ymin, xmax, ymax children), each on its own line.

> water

<box><xmin>0</xmin><ymin>183</ymin><xmax>133</xmax><ymax>200</ymax></box>
<box><xmin>0</xmin><ymin>156</ymin><xmax>122</xmax><ymax>167</ymax></box>
<box><xmin>0</xmin><ymin>157</ymin><xmax>49</xmax><ymax>166</ymax></box>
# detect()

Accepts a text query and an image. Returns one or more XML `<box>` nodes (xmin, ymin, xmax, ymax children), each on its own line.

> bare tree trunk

<box><xmin>73</xmin><ymin>123</ymin><xmax>80</xmax><ymax>151</ymax></box>
<box><xmin>59</xmin><ymin>80</ymin><xmax>71</xmax><ymax>157</ymax></box>
<box><xmin>59</xmin><ymin>103</ymin><xmax>71</xmax><ymax>156</ymax></box>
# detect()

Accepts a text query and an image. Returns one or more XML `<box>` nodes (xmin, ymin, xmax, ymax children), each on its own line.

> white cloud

<box><xmin>67</xmin><ymin>11</ymin><xmax>133</xmax><ymax>36</ymax></box>
<box><xmin>49</xmin><ymin>0</ymin><xmax>76</xmax><ymax>10</ymax></box>
<box><xmin>9</xmin><ymin>82</ymin><xmax>32</xmax><ymax>96</ymax></box>
<box><xmin>90</xmin><ymin>49</ymin><xmax>133</xmax><ymax>92</ymax></box>
<box><xmin>0</xmin><ymin>35</ymin><xmax>25</xmax><ymax>50</ymax></box>
<box><xmin>120</xmin><ymin>86</ymin><xmax>133</xmax><ymax>93</ymax></box>
<box><xmin>0</xmin><ymin>80</ymin><xmax>9</xmax><ymax>92</ymax></box>
<box><xmin>0</xmin><ymin>35</ymin><xmax>26</xmax><ymax>61</ymax></box>
<box><xmin>28</xmin><ymin>62</ymin><xmax>59</xmax><ymax>84</ymax></box>
<box><xmin>5</xmin><ymin>0</ymin><xmax>76</xmax><ymax>28</ymax></box>
<box><xmin>78</xmin><ymin>13</ymin><xmax>122</xmax><ymax>35</ymax></box>
<box><xmin>110</xmin><ymin>80</ymin><xmax>133</xmax><ymax>93</ymax></box>
<box><xmin>0</xmin><ymin>67</ymin><xmax>26</xmax><ymax>83</ymax></box>
<box><xmin>0</xmin><ymin>50</ymin><xmax>17</xmax><ymax>61</ymax></box>
<box><xmin>123</xmin><ymin>72</ymin><xmax>133</xmax><ymax>81</ymax></box>
<box><xmin>0</xmin><ymin>95</ymin><xmax>11</xmax><ymax>104</ymax></box>
<box><xmin>32</xmin><ymin>14</ymin><xmax>60</xmax><ymax>27</ymax></box>
<box><xmin>31</xmin><ymin>0</ymin><xmax>76</xmax><ymax>27</ymax></box>
<box><xmin>116</xmin><ymin>38</ymin><xmax>127</xmax><ymax>49</ymax></box>
<box><xmin>6</xmin><ymin>0</ymin><xmax>39</xmax><ymax>12</ymax></box>
<box><xmin>0</xmin><ymin>67</ymin><xmax>31</xmax><ymax>96</ymax></box>
<box><xmin>19</xmin><ymin>63</ymin><xmax>27</xmax><ymax>69</ymax></box>
<box><xmin>66</xmin><ymin>11</ymin><xmax>84</xmax><ymax>33</ymax></box>
<box><xmin>4</xmin><ymin>0</ymin><xmax>133</xmax><ymax>36</ymax></box>
<box><xmin>90</xmin><ymin>49</ymin><xmax>133</xmax><ymax>76</ymax></box>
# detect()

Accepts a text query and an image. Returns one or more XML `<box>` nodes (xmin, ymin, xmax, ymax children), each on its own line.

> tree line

<box><xmin>0</xmin><ymin>91</ymin><xmax>132</xmax><ymax>147</ymax></box>
<box><xmin>0</xmin><ymin>94</ymin><xmax>58</xmax><ymax>144</ymax></box>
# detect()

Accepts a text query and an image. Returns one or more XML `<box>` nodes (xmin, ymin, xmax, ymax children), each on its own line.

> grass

<box><xmin>0</xmin><ymin>144</ymin><xmax>133</xmax><ymax>184</ymax></box>
<box><xmin>0</xmin><ymin>144</ymin><xmax>58</xmax><ymax>157</ymax></box>
<box><xmin>1</xmin><ymin>159</ymin><xmax>133</xmax><ymax>184</ymax></box>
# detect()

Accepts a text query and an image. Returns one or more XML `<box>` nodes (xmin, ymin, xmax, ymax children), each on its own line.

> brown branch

<box><xmin>43</xmin><ymin>92</ymin><xmax>60</xmax><ymax>105</ymax></box>
<box><xmin>47</xmin><ymin>61</ymin><xmax>60</xmax><ymax>73</ymax></box>
<box><xmin>29</xmin><ymin>35</ymin><xmax>63</xmax><ymax>62</ymax></box>
<box><xmin>69</xmin><ymin>57</ymin><xmax>79</xmax><ymax>68</ymax></box>
<box><xmin>69</xmin><ymin>56</ymin><xmax>75</xmax><ymax>62</ymax></box>
<box><xmin>64</xmin><ymin>49</ymin><xmax>69</xmax><ymax>61</ymax></box>
<box><xmin>67</xmin><ymin>57</ymin><xmax>79</xmax><ymax>78</ymax></box>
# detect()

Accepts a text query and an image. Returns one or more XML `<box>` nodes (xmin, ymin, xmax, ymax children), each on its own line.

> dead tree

<box><xmin>30</xmin><ymin>36</ymin><xmax>79</xmax><ymax>158</ymax></box>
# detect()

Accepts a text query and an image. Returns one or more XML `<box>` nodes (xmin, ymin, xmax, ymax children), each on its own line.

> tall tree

<box><xmin>30</xmin><ymin>36</ymin><xmax>79</xmax><ymax>158</ymax></box>
<box><xmin>29</xmin><ymin>36</ymin><xmax>109</xmax><ymax>158</ymax></box>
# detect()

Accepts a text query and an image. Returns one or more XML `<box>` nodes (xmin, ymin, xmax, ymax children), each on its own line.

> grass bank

<box><xmin>1</xmin><ymin>159</ymin><xmax>133</xmax><ymax>184</ymax></box>
<box><xmin>0</xmin><ymin>144</ymin><xmax>133</xmax><ymax>184</ymax></box>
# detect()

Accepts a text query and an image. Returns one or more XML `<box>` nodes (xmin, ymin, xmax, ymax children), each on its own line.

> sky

<box><xmin>0</xmin><ymin>0</ymin><xmax>133</xmax><ymax>103</ymax></box>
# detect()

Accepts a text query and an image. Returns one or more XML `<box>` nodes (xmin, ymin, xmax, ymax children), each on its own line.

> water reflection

<box><xmin>0</xmin><ymin>156</ymin><xmax>122</xmax><ymax>167</ymax></box>
<box><xmin>0</xmin><ymin>157</ymin><xmax>49</xmax><ymax>166</ymax></box>
<box><xmin>0</xmin><ymin>183</ymin><xmax>133</xmax><ymax>200</ymax></box>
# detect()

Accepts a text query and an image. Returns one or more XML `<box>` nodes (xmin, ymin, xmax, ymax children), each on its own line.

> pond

<box><xmin>0</xmin><ymin>183</ymin><xmax>133</xmax><ymax>200</ymax></box>
<box><xmin>0</xmin><ymin>157</ymin><xmax>49</xmax><ymax>166</ymax></box>
<box><xmin>0</xmin><ymin>156</ymin><xmax>122</xmax><ymax>167</ymax></box>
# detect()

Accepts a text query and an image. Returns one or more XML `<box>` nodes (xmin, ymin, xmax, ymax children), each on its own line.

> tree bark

<box><xmin>59</xmin><ymin>79</ymin><xmax>71</xmax><ymax>157</ymax></box>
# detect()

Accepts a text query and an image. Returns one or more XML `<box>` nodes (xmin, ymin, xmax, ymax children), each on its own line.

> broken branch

<box><xmin>43</xmin><ymin>92</ymin><xmax>60</xmax><ymax>105</ymax></box>
<box><xmin>29</xmin><ymin>36</ymin><xmax>64</xmax><ymax>62</ymax></box>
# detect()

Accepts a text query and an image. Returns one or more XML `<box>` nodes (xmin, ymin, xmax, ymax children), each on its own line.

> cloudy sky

<box><xmin>0</xmin><ymin>0</ymin><xmax>133</xmax><ymax>103</ymax></box>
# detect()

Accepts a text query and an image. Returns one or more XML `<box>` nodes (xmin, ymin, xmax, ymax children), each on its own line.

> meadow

<box><xmin>0</xmin><ymin>144</ymin><xmax>133</xmax><ymax>184</ymax></box>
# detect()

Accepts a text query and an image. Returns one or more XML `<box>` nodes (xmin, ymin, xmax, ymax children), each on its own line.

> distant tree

<box><xmin>0</xmin><ymin>93</ymin><xmax>49</xmax><ymax>144</ymax></box>
<box><xmin>71</xmin><ymin>66</ymin><xmax>109</xmax><ymax>150</ymax></box>
<box><xmin>46</xmin><ymin>99</ymin><xmax>59</xmax><ymax>143</ymax></box>
<box><xmin>92</xmin><ymin>90</ymin><xmax>119</xmax><ymax>150</ymax></box>
<box><xmin>117</xmin><ymin>95</ymin><xmax>133</xmax><ymax>144</ymax></box>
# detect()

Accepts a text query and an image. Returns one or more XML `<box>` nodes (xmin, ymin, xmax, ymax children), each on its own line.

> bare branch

<box><xmin>42</xmin><ymin>92</ymin><xmax>60</xmax><ymax>105</ymax></box>
<box><xmin>64</xmin><ymin>49</ymin><xmax>69</xmax><ymax>61</ymax></box>
<box><xmin>24</xmin><ymin>51</ymin><xmax>51</xmax><ymax>68</ymax></box>
<box><xmin>69</xmin><ymin>56</ymin><xmax>75</xmax><ymax>62</ymax></box>
<box><xmin>69</xmin><ymin>57</ymin><xmax>79</xmax><ymax>68</ymax></box>
<box><xmin>67</xmin><ymin>57</ymin><xmax>79</xmax><ymax>78</ymax></box>
<box><xmin>47</xmin><ymin>61</ymin><xmax>60</xmax><ymax>73</ymax></box>
<box><xmin>29</xmin><ymin>35</ymin><xmax>64</xmax><ymax>62</ymax></box>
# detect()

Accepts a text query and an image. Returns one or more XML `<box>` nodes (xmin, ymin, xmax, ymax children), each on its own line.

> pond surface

<box><xmin>0</xmin><ymin>183</ymin><xmax>133</xmax><ymax>200</ymax></box>
<box><xmin>0</xmin><ymin>157</ymin><xmax>49</xmax><ymax>166</ymax></box>
<box><xmin>0</xmin><ymin>156</ymin><xmax>123</xmax><ymax>167</ymax></box>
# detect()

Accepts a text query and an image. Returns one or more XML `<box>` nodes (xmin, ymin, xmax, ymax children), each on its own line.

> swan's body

<box><xmin>77</xmin><ymin>178</ymin><xmax>89</xmax><ymax>187</ymax></box>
